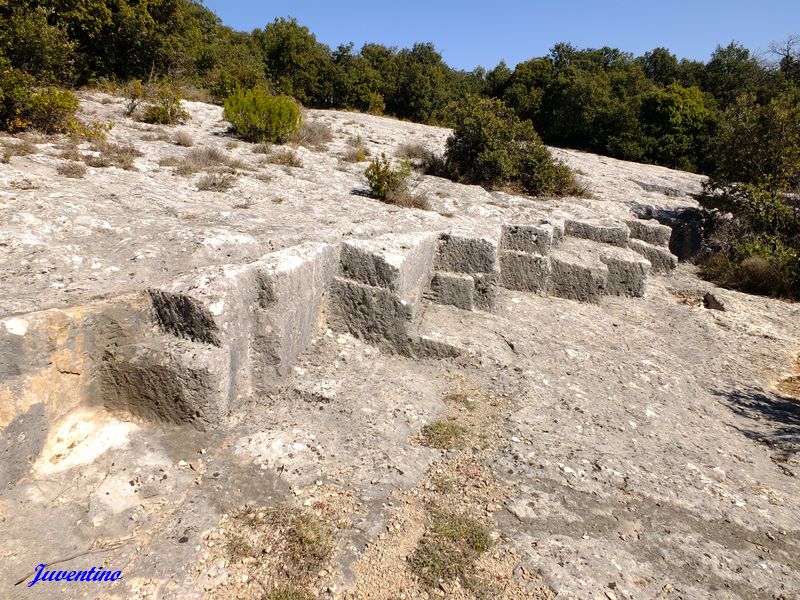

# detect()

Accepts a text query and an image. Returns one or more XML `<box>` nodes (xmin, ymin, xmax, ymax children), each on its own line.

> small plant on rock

<box><xmin>123</xmin><ymin>79</ymin><xmax>146</xmax><ymax>117</ymax></box>
<box><xmin>365</xmin><ymin>153</ymin><xmax>411</xmax><ymax>201</ymax></box>
<box><xmin>408</xmin><ymin>511</ymin><xmax>492</xmax><ymax>591</ymax></box>
<box><xmin>196</xmin><ymin>172</ymin><xmax>236</xmax><ymax>192</ymax></box>
<box><xmin>364</xmin><ymin>153</ymin><xmax>430</xmax><ymax>209</ymax></box>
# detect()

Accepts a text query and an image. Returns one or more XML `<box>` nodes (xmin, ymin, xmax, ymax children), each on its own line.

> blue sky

<box><xmin>202</xmin><ymin>0</ymin><xmax>800</xmax><ymax>71</ymax></box>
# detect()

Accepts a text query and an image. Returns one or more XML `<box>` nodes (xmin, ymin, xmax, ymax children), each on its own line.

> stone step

<box><xmin>426</xmin><ymin>271</ymin><xmax>498</xmax><ymax>312</ymax></box>
<box><xmin>98</xmin><ymin>336</ymin><xmax>230</xmax><ymax>430</ymax></box>
<box><xmin>599</xmin><ymin>246</ymin><xmax>651</xmax><ymax>297</ymax></box>
<box><xmin>499</xmin><ymin>251</ymin><xmax>552</xmax><ymax>293</ymax></box>
<box><xmin>625</xmin><ymin>218</ymin><xmax>672</xmax><ymax>247</ymax></box>
<box><xmin>549</xmin><ymin>238</ymin><xmax>609</xmax><ymax>302</ymax></box>
<box><xmin>500</xmin><ymin>223</ymin><xmax>555</xmax><ymax>255</ymax></box>
<box><xmin>149</xmin><ymin>242</ymin><xmax>338</xmax><ymax>396</ymax></box>
<box><xmin>328</xmin><ymin>277</ymin><xmax>419</xmax><ymax>354</ymax></box>
<box><xmin>339</xmin><ymin>232</ymin><xmax>438</xmax><ymax>305</ymax></box>
<box><xmin>565</xmin><ymin>218</ymin><xmax>630</xmax><ymax>247</ymax></box>
<box><xmin>435</xmin><ymin>230</ymin><xmax>499</xmax><ymax>274</ymax></box>
<box><xmin>628</xmin><ymin>238</ymin><xmax>678</xmax><ymax>273</ymax></box>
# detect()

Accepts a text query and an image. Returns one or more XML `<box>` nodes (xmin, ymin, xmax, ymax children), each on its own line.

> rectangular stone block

<box><xmin>328</xmin><ymin>277</ymin><xmax>418</xmax><ymax>354</ymax></box>
<box><xmin>340</xmin><ymin>232</ymin><xmax>438</xmax><ymax>304</ymax></box>
<box><xmin>550</xmin><ymin>240</ymin><xmax>609</xmax><ymax>302</ymax></box>
<box><xmin>148</xmin><ymin>263</ymin><xmax>254</xmax><ymax>348</ymax></box>
<box><xmin>251</xmin><ymin>242</ymin><xmax>339</xmax><ymax>381</ymax></box>
<box><xmin>628</xmin><ymin>238</ymin><xmax>678</xmax><ymax>274</ymax></box>
<box><xmin>599</xmin><ymin>246</ymin><xmax>651</xmax><ymax>297</ymax></box>
<box><xmin>499</xmin><ymin>251</ymin><xmax>552</xmax><ymax>293</ymax></box>
<box><xmin>565</xmin><ymin>218</ymin><xmax>630</xmax><ymax>247</ymax></box>
<box><xmin>97</xmin><ymin>338</ymin><xmax>230</xmax><ymax>430</ymax></box>
<box><xmin>625</xmin><ymin>219</ymin><xmax>672</xmax><ymax>247</ymax></box>
<box><xmin>435</xmin><ymin>230</ymin><xmax>499</xmax><ymax>274</ymax></box>
<box><xmin>427</xmin><ymin>272</ymin><xmax>475</xmax><ymax>311</ymax></box>
<box><xmin>149</xmin><ymin>242</ymin><xmax>339</xmax><ymax>402</ymax></box>
<box><xmin>500</xmin><ymin>223</ymin><xmax>554</xmax><ymax>255</ymax></box>
<box><xmin>473</xmin><ymin>272</ymin><xmax>499</xmax><ymax>311</ymax></box>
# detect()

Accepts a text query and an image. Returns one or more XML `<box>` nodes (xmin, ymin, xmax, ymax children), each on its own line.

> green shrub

<box><xmin>365</xmin><ymin>153</ymin><xmax>411</xmax><ymax>200</ymax></box>
<box><xmin>0</xmin><ymin>59</ymin><xmax>79</xmax><ymax>133</ymax></box>
<box><xmin>700</xmin><ymin>182</ymin><xmax>799</xmax><ymax>298</ymax></box>
<box><xmin>142</xmin><ymin>81</ymin><xmax>189</xmax><ymax>125</ymax></box>
<box><xmin>123</xmin><ymin>79</ymin><xmax>146</xmax><ymax>116</ymax></box>
<box><xmin>443</xmin><ymin>96</ymin><xmax>581</xmax><ymax>197</ymax></box>
<box><xmin>713</xmin><ymin>90</ymin><xmax>800</xmax><ymax>190</ymax></box>
<box><xmin>223</xmin><ymin>88</ymin><xmax>301</xmax><ymax>143</ymax></box>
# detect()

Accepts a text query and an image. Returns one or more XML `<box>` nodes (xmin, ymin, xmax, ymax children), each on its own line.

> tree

<box><xmin>331</xmin><ymin>44</ymin><xmax>384</xmax><ymax>113</ymax></box>
<box><xmin>385</xmin><ymin>43</ymin><xmax>455</xmax><ymax>123</ymax></box>
<box><xmin>639</xmin><ymin>84</ymin><xmax>720</xmax><ymax>172</ymax></box>
<box><xmin>502</xmin><ymin>58</ymin><xmax>553</xmax><ymax>125</ymax></box>
<box><xmin>253</xmin><ymin>18</ymin><xmax>335</xmax><ymax>106</ymax></box>
<box><xmin>714</xmin><ymin>89</ymin><xmax>800</xmax><ymax>189</ymax></box>
<box><xmin>702</xmin><ymin>43</ymin><xmax>767</xmax><ymax>108</ymax></box>
<box><xmin>638</xmin><ymin>47</ymin><xmax>679</xmax><ymax>86</ymax></box>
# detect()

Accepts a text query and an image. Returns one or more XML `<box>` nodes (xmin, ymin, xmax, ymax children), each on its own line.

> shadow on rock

<box><xmin>716</xmin><ymin>387</ymin><xmax>800</xmax><ymax>467</ymax></box>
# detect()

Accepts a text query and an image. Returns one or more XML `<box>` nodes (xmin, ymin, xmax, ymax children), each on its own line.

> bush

<box><xmin>700</xmin><ymin>182</ymin><xmax>799</xmax><ymax>298</ymax></box>
<box><xmin>0</xmin><ymin>59</ymin><xmax>79</xmax><ymax>133</ymax></box>
<box><xmin>142</xmin><ymin>81</ymin><xmax>189</xmax><ymax>125</ymax></box>
<box><xmin>123</xmin><ymin>79</ymin><xmax>146</xmax><ymax>116</ymax></box>
<box><xmin>365</xmin><ymin>153</ymin><xmax>411</xmax><ymax>200</ymax></box>
<box><xmin>443</xmin><ymin>96</ymin><xmax>581</xmax><ymax>196</ymax></box>
<box><xmin>364</xmin><ymin>153</ymin><xmax>429</xmax><ymax>209</ymax></box>
<box><xmin>223</xmin><ymin>88</ymin><xmax>301</xmax><ymax>143</ymax></box>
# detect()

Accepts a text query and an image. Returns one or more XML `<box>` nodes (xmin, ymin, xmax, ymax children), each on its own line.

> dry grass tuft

<box><xmin>176</xmin><ymin>146</ymin><xmax>232</xmax><ymax>175</ymax></box>
<box><xmin>84</xmin><ymin>141</ymin><xmax>142</xmax><ymax>170</ymax></box>
<box><xmin>342</xmin><ymin>135</ymin><xmax>368</xmax><ymax>163</ymax></box>
<box><xmin>57</xmin><ymin>162</ymin><xmax>87</xmax><ymax>178</ymax></box>
<box><xmin>140</xmin><ymin>130</ymin><xmax>172</xmax><ymax>143</ymax></box>
<box><xmin>212</xmin><ymin>505</ymin><xmax>333</xmax><ymax>599</ymax></box>
<box><xmin>418</xmin><ymin>420</ymin><xmax>465</xmax><ymax>450</ymax></box>
<box><xmin>157</xmin><ymin>155</ymin><xmax>182</xmax><ymax>167</ymax></box>
<box><xmin>2</xmin><ymin>139</ymin><xmax>38</xmax><ymax>156</ymax></box>
<box><xmin>173</xmin><ymin>130</ymin><xmax>194</xmax><ymax>147</ymax></box>
<box><xmin>396</xmin><ymin>142</ymin><xmax>433</xmax><ymax>161</ymax></box>
<box><xmin>263</xmin><ymin>148</ymin><xmax>303</xmax><ymax>168</ymax></box>
<box><xmin>292</xmin><ymin>119</ymin><xmax>333</xmax><ymax>150</ymax></box>
<box><xmin>196</xmin><ymin>172</ymin><xmax>236</xmax><ymax>192</ymax></box>
<box><xmin>57</xmin><ymin>142</ymin><xmax>81</xmax><ymax>161</ymax></box>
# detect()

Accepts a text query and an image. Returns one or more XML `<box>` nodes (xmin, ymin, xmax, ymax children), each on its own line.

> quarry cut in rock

<box><xmin>1</xmin><ymin>214</ymin><xmax>675</xmax><ymax>431</ymax></box>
